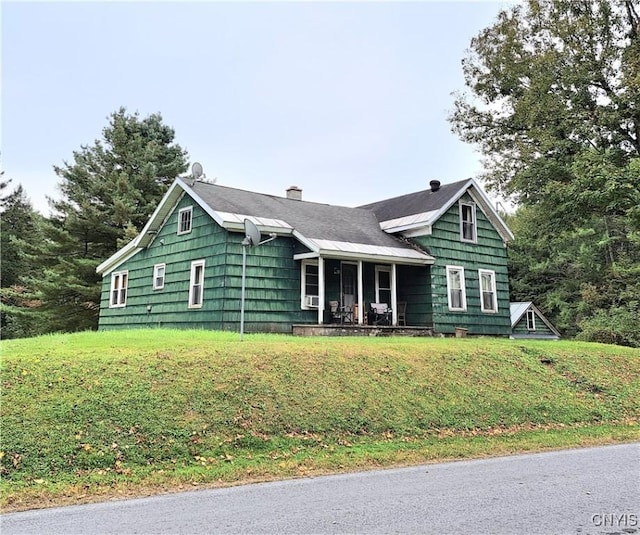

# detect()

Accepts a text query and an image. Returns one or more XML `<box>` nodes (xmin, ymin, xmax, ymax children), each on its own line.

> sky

<box><xmin>1</xmin><ymin>1</ymin><xmax>514</xmax><ymax>215</ymax></box>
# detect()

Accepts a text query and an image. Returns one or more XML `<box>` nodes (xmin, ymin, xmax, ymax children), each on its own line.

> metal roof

<box><xmin>510</xmin><ymin>302</ymin><xmax>532</xmax><ymax>328</ymax></box>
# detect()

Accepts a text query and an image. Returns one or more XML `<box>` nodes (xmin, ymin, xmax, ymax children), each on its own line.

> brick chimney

<box><xmin>286</xmin><ymin>185</ymin><xmax>303</xmax><ymax>200</ymax></box>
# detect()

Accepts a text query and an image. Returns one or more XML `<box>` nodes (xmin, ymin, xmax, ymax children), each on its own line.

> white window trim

<box><xmin>109</xmin><ymin>270</ymin><xmax>128</xmax><ymax>308</ymax></box>
<box><xmin>153</xmin><ymin>263</ymin><xmax>165</xmax><ymax>290</ymax></box>
<box><xmin>527</xmin><ymin>309</ymin><xmax>536</xmax><ymax>331</ymax></box>
<box><xmin>188</xmin><ymin>259</ymin><xmax>205</xmax><ymax>309</ymax></box>
<box><xmin>446</xmin><ymin>265</ymin><xmax>467</xmax><ymax>312</ymax></box>
<box><xmin>459</xmin><ymin>201</ymin><xmax>477</xmax><ymax>243</ymax></box>
<box><xmin>478</xmin><ymin>269</ymin><xmax>498</xmax><ymax>313</ymax></box>
<box><xmin>178</xmin><ymin>206</ymin><xmax>193</xmax><ymax>235</ymax></box>
<box><xmin>375</xmin><ymin>265</ymin><xmax>391</xmax><ymax>304</ymax></box>
<box><xmin>301</xmin><ymin>259</ymin><xmax>319</xmax><ymax>309</ymax></box>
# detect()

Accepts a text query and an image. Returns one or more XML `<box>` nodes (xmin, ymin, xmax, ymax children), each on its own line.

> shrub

<box><xmin>576</xmin><ymin>304</ymin><xmax>640</xmax><ymax>348</ymax></box>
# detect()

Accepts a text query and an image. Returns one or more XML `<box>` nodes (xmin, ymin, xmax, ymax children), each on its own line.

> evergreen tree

<box><xmin>39</xmin><ymin>108</ymin><xmax>189</xmax><ymax>332</ymax></box>
<box><xmin>0</xmin><ymin>181</ymin><xmax>45</xmax><ymax>338</ymax></box>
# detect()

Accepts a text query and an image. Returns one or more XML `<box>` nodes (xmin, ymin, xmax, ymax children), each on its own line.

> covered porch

<box><xmin>297</xmin><ymin>252</ymin><xmax>435</xmax><ymax>329</ymax></box>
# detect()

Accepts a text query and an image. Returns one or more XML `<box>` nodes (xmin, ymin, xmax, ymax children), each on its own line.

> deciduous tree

<box><xmin>450</xmin><ymin>0</ymin><xmax>640</xmax><ymax>343</ymax></box>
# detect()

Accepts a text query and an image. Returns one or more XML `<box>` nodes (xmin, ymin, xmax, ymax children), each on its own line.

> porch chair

<box><xmin>329</xmin><ymin>301</ymin><xmax>342</xmax><ymax>323</ymax></box>
<box><xmin>397</xmin><ymin>301</ymin><xmax>407</xmax><ymax>326</ymax></box>
<box><xmin>370</xmin><ymin>303</ymin><xmax>392</xmax><ymax>326</ymax></box>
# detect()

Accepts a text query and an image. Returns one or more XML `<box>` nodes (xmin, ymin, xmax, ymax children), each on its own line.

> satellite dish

<box><xmin>191</xmin><ymin>162</ymin><xmax>204</xmax><ymax>180</ymax></box>
<box><xmin>243</xmin><ymin>219</ymin><xmax>261</xmax><ymax>247</ymax></box>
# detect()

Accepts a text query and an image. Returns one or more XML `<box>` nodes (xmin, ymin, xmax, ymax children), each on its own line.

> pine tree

<box><xmin>39</xmin><ymin>108</ymin><xmax>189</xmax><ymax>332</ymax></box>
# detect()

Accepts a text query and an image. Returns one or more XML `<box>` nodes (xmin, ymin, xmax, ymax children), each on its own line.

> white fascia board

<box><xmin>425</xmin><ymin>179</ymin><xmax>474</xmax><ymax>232</ymax></box>
<box><xmin>402</xmin><ymin>225</ymin><xmax>432</xmax><ymax>238</ymax></box>
<box><xmin>466</xmin><ymin>183</ymin><xmax>514</xmax><ymax>242</ymax></box>
<box><xmin>218</xmin><ymin>212</ymin><xmax>294</xmax><ymax>235</ymax></box>
<box><xmin>311</xmin><ymin>239</ymin><xmax>434</xmax><ymax>265</ymax></box>
<box><xmin>530</xmin><ymin>304</ymin><xmax>562</xmax><ymax>337</ymax></box>
<box><xmin>96</xmin><ymin>180</ymin><xmax>188</xmax><ymax>274</ymax></box>
<box><xmin>379</xmin><ymin>211</ymin><xmax>439</xmax><ymax>233</ymax></box>
<box><xmin>293</xmin><ymin>251</ymin><xmax>320</xmax><ymax>260</ymax></box>
<box><xmin>179</xmin><ymin>180</ymin><xmax>228</xmax><ymax>229</ymax></box>
<box><xmin>318</xmin><ymin>249</ymin><xmax>433</xmax><ymax>266</ymax></box>
<box><xmin>292</xmin><ymin>230</ymin><xmax>321</xmax><ymax>254</ymax></box>
<box><xmin>96</xmin><ymin>241</ymin><xmax>142</xmax><ymax>276</ymax></box>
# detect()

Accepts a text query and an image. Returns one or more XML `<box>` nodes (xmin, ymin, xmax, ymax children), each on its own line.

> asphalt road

<box><xmin>2</xmin><ymin>443</ymin><xmax>639</xmax><ymax>535</ymax></box>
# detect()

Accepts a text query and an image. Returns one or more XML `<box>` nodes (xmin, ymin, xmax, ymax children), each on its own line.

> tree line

<box><xmin>2</xmin><ymin>0</ymin><xmax>639</xmax><ymax>345</ymax></box>
<box><xmin>1</xmin><ymin>108</ymin><xmax>189</xmax><ymax>338</ymax></box>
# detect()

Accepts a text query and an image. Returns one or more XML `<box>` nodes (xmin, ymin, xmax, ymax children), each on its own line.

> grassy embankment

<box><xmin>2</xmin><ymin>330</ymin><xmax>639</xmax><ymax>512</ymax></box>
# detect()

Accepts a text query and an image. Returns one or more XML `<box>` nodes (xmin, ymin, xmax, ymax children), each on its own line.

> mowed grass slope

<box><xmin>2</xmin><ymin>330</ymin><xmax>639</xmax><ymax>511</ymax></box>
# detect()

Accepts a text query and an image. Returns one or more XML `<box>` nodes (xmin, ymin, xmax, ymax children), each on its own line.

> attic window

<box><xmin>178</xmin><ymin>206</ymin><xmax>193</xmax><ymax>235</ymax></box>
<box><xmin>527</xmin><ymin>309</ymin><xmax>536</xmax><ymax>330</ymax></box>
<box><xmin>460</xmin><ymin>202</ymin><xmax>477</xmax><ymax>243</ymax></box>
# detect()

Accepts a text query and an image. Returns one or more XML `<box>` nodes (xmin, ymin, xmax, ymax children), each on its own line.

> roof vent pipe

<box><xmin>430</xmin><ymin>180</ymin><xmax>441</xmax><ymax>192</ymax></box>
<box><xmin>286</xmin><ymin>185</ymin><xmax>303</xmax><ymax>200</ymax></box>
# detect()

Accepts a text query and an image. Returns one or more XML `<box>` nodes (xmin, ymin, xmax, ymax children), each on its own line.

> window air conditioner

<box><xmin>305</xmin><ymin>295</ymin><xmax>320</xmax><ymax>307</ymax></box>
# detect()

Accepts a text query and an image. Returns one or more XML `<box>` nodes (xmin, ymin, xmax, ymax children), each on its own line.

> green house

<box><xmin>97</xmin><ymin>177</ymin><xmax>514</xmax><ymax>335</ymax></box>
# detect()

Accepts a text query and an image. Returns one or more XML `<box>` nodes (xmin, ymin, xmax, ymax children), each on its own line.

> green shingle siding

<box><xmin>413</xmin><ymin>194</ymin><xmax>511</xmax><ymax>335</ymax></box>
<box><xmin>99</xmin><ymin>196</ymin><xmax>306</xmax><ymax>333</ymax></box>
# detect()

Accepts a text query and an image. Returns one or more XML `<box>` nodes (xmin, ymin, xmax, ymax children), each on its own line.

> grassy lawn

<box><xmin>2</xmin><ymin>330</ymin><xmax>639</xmax><ymax>512</ymax></box>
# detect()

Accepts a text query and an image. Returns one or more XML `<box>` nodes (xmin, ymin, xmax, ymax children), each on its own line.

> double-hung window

<box><xmin>479</xmin><ymin>269</ymin><xmax>498</xmax><ymax>313</ymax></box>
<box><xmin>110</xmin><ymin>271</ymin><xmax>128</xmax><ymax>307</ymax></box>
<box><xmin>189</xmin><ymin>260</ymin><xmax>205</xmax><ymax>308</ymax></box>
<box><xmin>527</xmin><ymin>309</ymin><xmax>536</xmax><ymax>331</ymax></box>
<box><xmin>460</xmin><ymin>201</ymin><xmax>477</xmax><ymax>243</ymax></box>
<box><xmin>153</xmin><ymin>263</ymin><xmax>165</xmax><ymax>290</ymax></box>
<box><xmin>301</xmin><ymin>260</ymin><xmax>319</xmax><ymax>308</ymax></box>
<box><xmin>178</xmin><ymin>206</ymin><xmax>193</xmax><ymax>235</ymax></box>
<box><xmin>446</xmin><ymin>266</ymin><xmax>467</xmax><ymax>311</ymax></box>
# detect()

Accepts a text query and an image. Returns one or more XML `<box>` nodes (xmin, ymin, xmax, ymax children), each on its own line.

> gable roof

<box><xmin>359</xmin><ymin>178</ymin><xmax>513</xmax><ymax>242</ymax></box>
<box><xmin>510</xmin><ymin>301</ymin><xmax>561</xmax><ymax>337</ymax></box>
<box><xmin>97</xmin><ymin>178</ymin><xmax>435</xmax><ymax>275</ymax></box>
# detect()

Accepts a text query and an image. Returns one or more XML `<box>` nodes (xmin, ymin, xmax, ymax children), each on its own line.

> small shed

<box><xmin>510</xmin><ymin>302</ymin><xmax>560</xmax><ymax>340</ymax></box>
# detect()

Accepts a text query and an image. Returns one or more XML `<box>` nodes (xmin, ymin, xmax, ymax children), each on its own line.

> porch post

<box><xmin>391</xmin><ymin>263</ymin><xmax>398</xmax><ymax>325</ymax></box>
<box><xmin>357</xmin><ymin>260</ymin><xmax>364</xmax><ymax>324</ymax></box>
<box><xmin>317</xmin><ymin>256</ymin><xmax>325</xmax><ymax>324</ymax></box>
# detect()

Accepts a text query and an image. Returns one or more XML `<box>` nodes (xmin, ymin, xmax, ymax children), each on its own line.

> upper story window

<box><xmin>153</xmin><ymin>263</ymin><xmax>165</xmax><ymax>290</ymax></box>
<box><xmin>110</xmin><ymin>270</ymin><xmax>128</xmax><ymax>308</ymax></box>
<box><xmin>446</xmin><ymin>265</ymin><xmax>467</xmax><ymax>311</ymax></box>
<box><xmin>188</xmin><ymin>260</ymin><xmax>205</xmax><ymax>308</ymax></box>
<box><xmin>479</xmin><ymin>269</ymin><xmax>498</xmax><ymax>313</ymax></box>
<box><xmin>301</xmin><ymin>260</ymin><xmax>319</xmax><ymax>308</ymax></box>
<box><xmin>527</xmin><ymin>309</ymin><xmax>536</xmax><ymax>330</ymax></box>
<box><xmin>178</xmin><ymin>206</ymin><xmax>193</xmax><ymax>235</ymax></box>
<box><xmin>460</xmin><ymin>201</ymin><xmax>477</xmax><ymax>243</ymax></box>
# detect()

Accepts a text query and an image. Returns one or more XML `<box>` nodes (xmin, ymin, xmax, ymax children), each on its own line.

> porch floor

<box><xmin>292</xmin><ymin>324</ymin><xmax>434</xmax><ymax>337</ymax></box>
